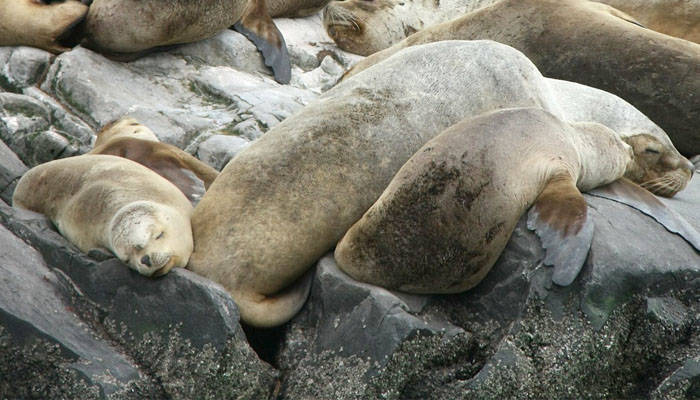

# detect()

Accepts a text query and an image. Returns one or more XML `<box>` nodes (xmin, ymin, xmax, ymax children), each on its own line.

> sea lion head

<box><xmin>323</xmin><ymin>0</ymin><xmax>415</xmax><ymax>56</ymax></box>
<box><xmin>94</xmin><ymin>117</ymin><xmax>159</xmax><ymax>147</ymax></box>
<box><xmin>109</xmin><ymin>201</ymin><xmax>193</xmax><ymax>276</ymax></box>
<box><xmin>623</xmin><ymin>134</ymin><xmax>694</xmax><ymax>197</ymax></box>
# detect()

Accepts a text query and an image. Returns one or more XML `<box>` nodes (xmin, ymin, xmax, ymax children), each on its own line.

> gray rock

<box><xmin>652</xmin><ymin>356</ymin><xmax>700</xmax><ymax>399</ymax></box>
<box><xmin>0</xmin><ymin>202</ymin><xmax>278</xmax><ymax>398</ymax></box>
<box><xmin>278</xmin><ymin>177</ymin><xmax>700</xmax><ymax>399</ymax></box>
<box><xmin>23</xmin><ymin>86</ymin><xmax>95</xmax><ymax>146</ymax></box>
<box><xmin>233</xmin><ymin>118</ymin><xmax>266</xmax><ymax>141</ymax></box>
<box><xmin>0</xmin><ymin>139</ymin><xmax>27</xmax><ymax>204</ymax></box>
<box><xmin>197</xmin><ymin>134</ymin><xmax>251</xmax><ymax>170</ymax></box>
<box><xmin>0</xmin><ymin>46</ymin><xmax>53</xmax><ymax>91</ymax></box>
<box><xmin>581</xmin><ymin>192</ymin><xmax>700</xmax><ymax>329</ymax></box>
<box><xmin>192</xmin><ymin>66</ymin><xmax>316</xmax><ymax>130</ymax></box>
<box><xmin>661</xmin><ymin>174</ymin><xmax>700</xmax><ymax>232</ymax></box>
<box><xmin>40</xmin><ymin>45</ymin><xmax>321</xmax><ymax>152</ymax></box>
<box><xmin>0</xmin><ymin>221</ymin><xmax>145</xmax><ymax>398</ymax></box>
<box><xmin>0</xmin><ymin>92</ymin><xmax>86</xmax><ymax>166</ymax></box>
<box><xmin>171</xmin><ymin>30</ymin><xmax>269</xmax><ymax>76</ymax></box>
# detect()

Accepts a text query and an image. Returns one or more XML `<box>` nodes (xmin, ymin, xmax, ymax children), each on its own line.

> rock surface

<box><xmin>277</xmin><ymin>177</ymin><xmax>700</xmax><ymax>399</ymax></box>
<box><xmin>0</xmin><ymin>13</ymin><xmax>698</xmax><ymax>400</ymax></box>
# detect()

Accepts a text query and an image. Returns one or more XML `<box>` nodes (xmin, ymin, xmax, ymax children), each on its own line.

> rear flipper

<box><xmin>234</xmin><ymin>268</ymin><xmax>313</xmax><ymax>328</ymax></box>
<box><xmin>527</xmin><ymin>174</ymin><xmax>594</xmax><ymax>286</ymax></box>
<box><xmin>589</xmin><ymin>178</ymin><xmax>700</xmax><ymax>251</ymax></box>
<box><xmin>233</xmin><ymin>0</ymin><xmax>291</xmax><ymax>84</ymax></box>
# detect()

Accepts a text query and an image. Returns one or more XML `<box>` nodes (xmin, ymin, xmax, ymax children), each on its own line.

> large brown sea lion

<box><xmin>187</xmin><ymin>40</ymin><xmax>691</xmax><ymax>327</ymax></box>
<box><xmin>79</xmin><ymin>0</ymin><xmax>330</xmax><ymax>83</ymax></box>
<box><xmin>334</xmin><ymin>107</ymin><xmax>634</xmax><ymax>291</ymax></box>
<box><xmin>323</xmin><ymin>0</ymin><xmax>698</xmax><ymax>56</ymax></box>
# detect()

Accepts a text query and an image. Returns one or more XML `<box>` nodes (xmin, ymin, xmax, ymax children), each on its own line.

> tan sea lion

<box><xmin>188</xmin><ymin>40</ymin><xmax>570</xmax><ymax>328</ymax></box>
<box><xmin>89</xmin><ymin>117</ymin><xmax>219</xmax><ymax>204</ymax></box>
<box><xmin>323</xmin><ymin>0</ymin><xmax>497</xmax><ymax>56</ymax></box>
<box><xmin>79</xmin><ymin>0</ymin><xmax>330</xmax><ymax>83</ymax></box>
<box><xmin>334</xmin><ymin>107</ymin><xmax>634</xmax><ymax>290</ymax></box>
<box><xmin>344</xmin><ymin>0</ymin><xmax>700</xmax><ymax>156</ymax></box>
<box><xmin>0</xmin><ymin>0</ymin><xmax>88</xmax><ymax>53</ymax></box>
<box><xmin>597</xmin><ymin>0</ymin><xmax>700</xmax><ymax>43</ymax></box>
<box><xmin>13</xmin><ymin>154</ymin><xmax>194</xmax><ymax>276</ymax></box>
<box><xmin>324</xmin><ymin>0</ymin><xmax>697</xmax><ymax>56</ymax></box>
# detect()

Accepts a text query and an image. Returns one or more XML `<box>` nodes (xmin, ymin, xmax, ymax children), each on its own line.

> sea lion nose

<box><xmin>141</xmin><ymin>255</ymin><xmax>151</xmax><ymax>267</ymax></box>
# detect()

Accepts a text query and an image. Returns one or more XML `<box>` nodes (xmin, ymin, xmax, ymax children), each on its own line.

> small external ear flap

<box><xmin>589</xmin><ymin>178</ymin><xmax>700</xmax><ymax>251</ymax></box>
<box><xmin>527</xmin><ymin>173</ymin><xmax>594</xmax><ymax>286</ymax></box>
<box><xmin>233</xmin><ymin>0</ymin><xmax>291</xmax><ymax>84</ymax></box>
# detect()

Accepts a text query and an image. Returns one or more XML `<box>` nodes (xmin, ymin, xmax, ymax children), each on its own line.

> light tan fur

<box><xmin>93</xmin><ymin>117</ymin><xmax>159</xmax><ymax>147</ymax></box>
<box><xmin>89</xmin><ymin>118</ymin><xmax>219</xmax><ymax>203</ymax></box>
<box><xmin>12</xmin><ymin>154</ymin><xmax>193</xmax><ymax>276</ymax></box>
<box><xmin>0</xmin><ymin>0</ymin><xmax>88</xmax><ymax>53</ymax></box>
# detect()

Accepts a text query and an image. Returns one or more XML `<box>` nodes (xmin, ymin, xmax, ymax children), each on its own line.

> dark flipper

<box><xmin>589</xmin><ymin>178</ymin><xmax>700</xmax><ymax>251</ymax></box>
<box><xmin>233</xmin><ymin>0</ymin><xmax>291</xmax><ymax>84</ymax></box>
<box><xmin>527</xmin><ymin>174</ymin><xmax>594</xmax><ymax>286</ymax></box>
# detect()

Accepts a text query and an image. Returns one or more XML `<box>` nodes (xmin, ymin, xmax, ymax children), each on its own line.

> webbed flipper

<box><xmin>233</xmin><ymin>0</ymin><xmax>291</xmax><ymax>84</ymax></box>
<box><xmin>527</xmin><ymin>174</ymin><xmax>594</xmax><ymax>286</ymax></box>
<box><xmin>588</xmin><ymin>178</ymin><xmax>700</xmax><ymax>251</ymax></box>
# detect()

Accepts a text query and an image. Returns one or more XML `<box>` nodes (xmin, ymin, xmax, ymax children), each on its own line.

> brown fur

<box><xmin>335</xmin><ymin>108</ymin><xmax>631</xmax><ymax>293</ymax></box>
<box><xmin>598</xmin><ymin>0</ymin><xmax>700</xmax><ymax>43</ymax></box>
<box><xmin>0</xmin><ymin>0</ymin><xmax>88</xmax><ymax>53</ymax></box>
<box><xmin>531</xmin><ymin>172</ymin><xmax>587</xmax><ymax>236</ymax></box>
<box><xmin>91</xmin><ymin>138</ymin><xmax>218</xmax><ymax>192</ymax></box>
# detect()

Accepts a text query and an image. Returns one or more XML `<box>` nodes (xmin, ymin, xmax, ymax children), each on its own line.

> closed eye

<box><xmin>156</xmin><ymin>232</ymin><xmax>164</xmax><ymax>240</ymax></box>
<box><xmin>645</xmin><ymin>148</ymin><xmax>660</xmax><ymax>154</ymax></box>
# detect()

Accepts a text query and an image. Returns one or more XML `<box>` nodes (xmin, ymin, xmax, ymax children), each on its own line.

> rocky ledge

<box><xmin>0</xmin><ymin>14</ymin><xmax>699</xmax><ymax>400</ymax></box>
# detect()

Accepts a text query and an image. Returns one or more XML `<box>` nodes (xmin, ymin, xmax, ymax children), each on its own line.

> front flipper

<box><xmin>527</xmin><ymin>174</ymin><xmax>594</xmax><ymax>286</ymax></box>
<box><xmin>233</xmin><ymin>0</ymin><xmax>291</xmax><ymax>84</ymax></box>
<box><xmin>589</xmin><ymin>178</ymin><xmax>700</xmax><ymax>251</ymax></box>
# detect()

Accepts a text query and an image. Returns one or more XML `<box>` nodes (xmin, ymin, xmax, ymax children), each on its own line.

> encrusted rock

<box><xmin>0</xmin><ymin>221</ymin><xmax>146</xmax><ymax>398</ymax></box>
<box><xmin>0</xmin><ymin>46</ymin><xmax>53</xmax><ymax>91</ymax></box>
<box><xmin>0</xmin><ymin>203</ymin><xmax>278</xmax><ymax>399</ymax></box>
<box><xmin>278</xmin><ymin>177</ymin><xmax>700</xmax><ymax>399</ymax></box>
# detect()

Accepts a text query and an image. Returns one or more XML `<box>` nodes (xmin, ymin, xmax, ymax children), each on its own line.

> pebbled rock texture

<box><xmin>277</xmin><ymin>177</ymin><xmax>700</xmax><ymax>400</ymax></box>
